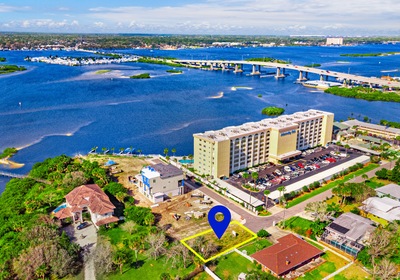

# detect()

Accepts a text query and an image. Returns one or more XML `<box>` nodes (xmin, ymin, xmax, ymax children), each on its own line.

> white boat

<box><xmin>302</xmin><ymin>80</ymin><xmax>342</xmax><ymax>89</ymax></box>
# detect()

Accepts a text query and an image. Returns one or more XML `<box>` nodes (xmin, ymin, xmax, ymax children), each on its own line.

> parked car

<box><xmin>284</xmin><ymin>166</ymin><xmax>292</xmax><ymax>173</ymax></box>
<box><xmin>77</xmin><ymin>222</ymin><xmax>89</xmax><ymax>230</ymax></box>
<box><xmin>274</xmin><ymin>169</ymin><xmax>282</xmax><ymax>176</ymax></box>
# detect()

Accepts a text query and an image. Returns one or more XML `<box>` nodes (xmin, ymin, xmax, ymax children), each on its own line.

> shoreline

<box><xmin>0</xmin><ymin>157</ymin><xmax>25</xmax><ymax>169</ymax></box>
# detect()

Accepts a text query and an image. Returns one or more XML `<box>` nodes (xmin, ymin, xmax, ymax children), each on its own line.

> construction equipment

<box><xmin>171</xmin><ymin>213</ymin><xmax>181</xmax><ymax>221</ymax></box>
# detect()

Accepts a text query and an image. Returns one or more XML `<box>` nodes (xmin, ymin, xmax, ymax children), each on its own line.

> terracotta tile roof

<box><xmin>53</xmin><ymin>207</ymin><xmax>72</xmax><ymax>220</ymax></box>
<box><xmin>96</xmin><ymin>216</ymin><xmax>119</xmax><ymax>226</ymax></box>
<box><xmin>65</xmin><ymin>184</ymin><xmax>115</xmax><ymax>215</ymax></box>
<box><xmin>251</xmin><ymin>234</ymin><xmax>323</xmax><ymax>276</ymax></box>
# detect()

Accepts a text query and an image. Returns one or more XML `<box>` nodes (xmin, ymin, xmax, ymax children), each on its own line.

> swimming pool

<box><xmin>179</xmin><ymin>159</ymin><xmax>194</xmax><ymax>164</ymax></box>
<box><xmin>53</xmin><ymin>203</ymin><xmax>67</xmax><ymax>213</ymax></box>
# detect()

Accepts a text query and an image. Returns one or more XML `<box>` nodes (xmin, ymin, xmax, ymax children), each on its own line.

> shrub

<box><xmin>257</xmin><ymin>229</ymin><xmax>270</xmax><ymax>238</ymax></box>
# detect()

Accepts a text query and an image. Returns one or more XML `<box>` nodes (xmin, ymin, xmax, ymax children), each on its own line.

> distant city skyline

<box><xmin>1</xmin><ymin>0</ymin><xmax>399</xmax><ymax>35</ymax></box>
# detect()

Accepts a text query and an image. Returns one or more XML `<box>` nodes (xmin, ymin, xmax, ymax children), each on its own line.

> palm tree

<box><xmin>361</xmin><ymin>174</ymin><xmax>369</xmax><ymax>185</ymax></box>
<box><xmin>277</xmin><ymin>186</ymin><xmax>286</xmax><ymax>205</ymax></box>
<box><xmin>125</xmin><ymin>236</ymin><xmax>141</xmax><ymax>268</ymax></box>
<box><xmin>111</xmin><ymin>147</ymin><xmax>115</xmax><ymax>155</ymax></box>
<box><xmin>119</xmin><ymin>147</ymin><xmax>124</xmax><ymax>154</ymax></box>
<box><xmin>137</xmin><ymin>149</ymin><xmax>142</xmax><ymax>156</ymax></box>
<box><xmin>171</xmin><ymin>148</ymin><xmax>176</xmax><ymax>157</ymax></box>
<box><xmin>344</xmin><ymin>144</ymin><xmax>350</xmax><ymax>155</ymax></box>
<box><xmin>251</xmin><ymin>171</ymin><xmax>259</xmax><ymax>182</ymax></box>
<box><xmin>164</xmin><ymin>148</ymin><xmax>169</xmax><ymax>157</ymax></box>
<box><xmin>242</xmin><ymin>172</ymin><xmax>249</xmax><ymax>187</ymax></box>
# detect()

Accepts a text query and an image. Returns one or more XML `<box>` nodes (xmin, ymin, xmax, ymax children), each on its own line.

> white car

<box><xmin>284</xmin><ymin>166</ymin><xmax>291</xmax><ymax>173</ymax></box>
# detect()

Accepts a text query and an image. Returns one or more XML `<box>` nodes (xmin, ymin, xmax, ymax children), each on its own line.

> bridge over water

<box><xmin>173</xmin><ymin>59</ymin><xmax>400</xmax><ymax>88</ymax></box>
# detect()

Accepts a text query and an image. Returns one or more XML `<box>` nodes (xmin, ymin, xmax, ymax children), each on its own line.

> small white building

<box><xmin>137</xmin><ymin>164</ymin><xmax>184</xmax><ymax>203</ymax></box>
<box><xmin>376</xmin><ymin>183</ymin><xmax>400</xmax><ymax>202</ymax></box>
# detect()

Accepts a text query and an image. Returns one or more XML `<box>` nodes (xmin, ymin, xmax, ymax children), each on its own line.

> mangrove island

<box><xmin>261</xmin><ymin>106</ymin><xmax>285</xmax><ymax>116</ymax></box>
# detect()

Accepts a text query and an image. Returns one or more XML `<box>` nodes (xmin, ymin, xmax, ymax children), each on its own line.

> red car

<box><xmin>326</xmin><ymin>158</ymin><xmax>336</xmax><ymax>163</ymax></box>
<box><xmin>297</xmin><ymin>162</ymin><xmax>304</xmax><ymax>168</ymax></box>
<box><xmin>314</xmin><ymin>164</ymin><xmax>320</xmax><ymax>169</ymax></box>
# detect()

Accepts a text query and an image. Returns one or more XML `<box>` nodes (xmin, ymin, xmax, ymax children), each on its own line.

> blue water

<box><xmin>1</xmin><ymin>44</ymin><xmax>400</xmax><ymax>193</ymax></box>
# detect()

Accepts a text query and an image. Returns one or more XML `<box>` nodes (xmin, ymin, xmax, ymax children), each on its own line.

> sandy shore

<box><xmin>0</xmin><ymin>157</ymin><xmax>25</xmax><ymax>168</ymax></box>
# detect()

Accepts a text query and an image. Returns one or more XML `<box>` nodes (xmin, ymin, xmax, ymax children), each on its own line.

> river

<box><xmin>1</xmin><ymin>44</ymin><xmax>399</xmax><ymax>193</ymax></box>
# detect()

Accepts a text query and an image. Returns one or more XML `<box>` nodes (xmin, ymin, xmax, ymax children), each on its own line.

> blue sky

<box><xmin>0</xmin><ymin>0</ymin><xmax>399</xmax><ymax>35</ymax></box>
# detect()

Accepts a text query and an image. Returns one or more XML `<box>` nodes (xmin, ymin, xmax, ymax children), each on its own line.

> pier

<box><xmin>173</xmin><ymin>59</ymin><xmax>400</xmax><ymax>88</ymax></box>
<box><xmin>0</xmin><ymin>171</ymin><xmax>51</xmax><ymax>184</ymax></box>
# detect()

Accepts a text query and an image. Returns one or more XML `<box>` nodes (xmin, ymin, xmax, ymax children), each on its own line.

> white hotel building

<box><xmin>193</xmin><ymin>109</ymin><xmax>334</xmax><ymax>178</ymax></box>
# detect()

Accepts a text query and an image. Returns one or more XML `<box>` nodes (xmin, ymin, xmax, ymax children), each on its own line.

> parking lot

<box><xmin>226</xmin><ymin>145</ymin><xmax>363</xmax><ymax>203</ymax></box>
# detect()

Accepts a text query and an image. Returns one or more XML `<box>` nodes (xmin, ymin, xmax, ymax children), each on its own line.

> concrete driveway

<box><xmin>63</xmin><ymin>222</ymin><xmax>97</xmax><ymax>280</ymax></box>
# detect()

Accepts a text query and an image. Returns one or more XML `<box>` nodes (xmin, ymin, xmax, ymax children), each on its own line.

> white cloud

<box><xmin>93</xmin><ymin>21</ymin><xmax>104</xmax><ymax>28</ymax></box>
<box><xmin>1</xmin><ymin>19</ymin><xmax>79</xmax><ymax>30</ymax></box>
<box><xmin>0</xmin><ymin>3</ymin><xmax>30</xmax><ymax>13</ymax></box>
<box><xmin>83</xmin><ymin>0</ymin><xmax>400</xmax><ymax>34</ymax></box>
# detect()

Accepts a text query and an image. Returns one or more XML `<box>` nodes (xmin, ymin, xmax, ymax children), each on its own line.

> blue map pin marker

<box><xmin>208</xmin><ymin>205</ymin><xmax>231</xmax><ymax>239</ymax></box>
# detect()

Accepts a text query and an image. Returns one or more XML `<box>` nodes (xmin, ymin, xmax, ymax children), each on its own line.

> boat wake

<box><xmin>208</xmin><ymin>92</ymin><xmax>224</xmax><ymax>99</ymax></box>
<box><xmin>231</xmin><ymin>86</ymin><xmax>253</xmax><ymax>91</ymax></box>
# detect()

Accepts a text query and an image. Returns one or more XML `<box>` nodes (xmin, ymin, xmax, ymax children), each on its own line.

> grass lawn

<box><xmin>366</xmin><ymin>213</ymin><xmax>389</xmax><ymax>226</ymax></box>
<box><xmin>305</xmin><ymin>239</ymin><xmax>325</xmax><ymax>250</ymax></box>
<box><xmin>100</xmin><ymin>227</ymin><xmax>129</xmax><ymax>245</ymax></box>
<box><xmin>334</xmin><ymin>264</ymin><xmax>371</xmax><ymax>280</ymax></box>
<box><xmin>283</xmin><ymin>216</ymin><xmax>314</xmax><ymax>236</ymax></box>
<box><xmin>183</xmin><ymin>222</ymin><xmax>256</xmax><ymax>261</ymax></box>
<box><xmin>303</xmin><ymin>251</ymin><xmax>348</xmax><ymax>280</ymax></box>
<box><xmin>365</xmin><ymin>177</ymin><xmax>391</xmax><ymax>189</ymax></box>
<box><xmin>287</xmin><ymin>164</ymin><xmax>379</xmax><ymax>208</ymax></box>
<box><xmin>192</xmin><ymin>271</ymin><xmax>213</xmax><ymax>280</ymax></box>
<box><xmin>239</xmin><ymin>238</ymin><xmax>273</xmax><ymax>255</ymax></box>
<box><xmin>104</xmin><ymin>253</ymin><xmax>196</xmax><ymax>280</ymax></box>
<box><xmin>213</xmin><ymin>252</ymin><xmax>257</xmax><ymax>280</ymax></box>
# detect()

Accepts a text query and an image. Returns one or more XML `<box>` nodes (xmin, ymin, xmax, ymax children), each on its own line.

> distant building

<box><xmin>194</xmin><ymin>109</ymin><xmax>334</xmax><ymax>178</ymax></box>
<box><xmin>53</xmin><ymin>184</ymin><xmax>119</xmax><ymax>228</ymax></box>
<box><xmin>321</xmin><ymin>212</ymin><xmax>375</xmax><ymax>256</ymax></box>
<box><xmin>326</xmin><ymin>37</ymin><xmax>344</xmax><ymax>45</ymax></box>
<box><xmin>251</xmin><ymin>234</ymin><xmax>323</xmax><ymax>277</ymax></box>
<box><xmin>137</xmin><ymin>163</ymin><xmax>184</xmax><ymax>203</ymax></box>
<box><xmin>342</xmin><ymin>119</ymin><xmax>400</xmax><ymax>140</ymax></box>
<box><xmin>376</xmin><ymin>183</ymin><xmax>400</xmax><ymax>202</ymax></box>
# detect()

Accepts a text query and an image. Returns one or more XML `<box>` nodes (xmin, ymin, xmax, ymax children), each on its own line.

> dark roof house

<box><xmin>251</xmin><ymin>234</ymin><xmax>323</xmax><ymax>276</ymax></box>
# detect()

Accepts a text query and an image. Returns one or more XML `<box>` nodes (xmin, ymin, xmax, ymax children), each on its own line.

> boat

<box><xmin>301</xmin><ymin>80</ymin><xmax>342</xmax><ymax>90</ymax></box>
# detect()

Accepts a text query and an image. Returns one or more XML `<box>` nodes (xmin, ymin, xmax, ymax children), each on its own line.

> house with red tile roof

<box><xmin>53</xmin><ymin>184</ymin><xmax>119</xmax><ymax>228</ymax></box>
<box><xmin>251</xmin><ymin>234</ymin><xmax>323</xmax><ymax>277</ymax></box>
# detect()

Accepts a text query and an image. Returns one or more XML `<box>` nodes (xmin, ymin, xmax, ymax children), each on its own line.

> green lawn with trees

<box><xmin>340</xmin><ymin>52</ymin><xmax>399</xmax><ymax>57</ymax></box>
<box><xmin>0</xmin><ymin>65</ymin><xmax>26</xmax><ymax>75</ymax></box>
<box><xmin>0</xmin><ymin>154</ymin><xmax>121</xmax><ymax>279</ymax></box>
<box><xmin>0</xmin><ymin>147</ymin><xmax>18</xmax><ymax>159</ymax></box>
<box><xmin>166</xmin><ymin>69</ymin><xmax>183</xmax><ymax>73</ymax></box>
<box><xmin>246</xmin><ymin>57</ymin><xmax>290</xmax><ymax>64</ymax></box>
<box><xmin>304</xmin><ymin>63</ymin><xmax>321</xmax><ymax>68</ymax></box>
<box><xmin>261</xmin><ymin>106</ymin><xmax>285</xmax><ymax>116</ymax></box>
<box><xmin>137</xmin><ymin>57</ymin><xmax>184</xmax><ymax>68</ymax></box>
<box><xmin>324</xmin><ymin>87</ymin><xmax>400</xmax><ymax>103</ymax></box>
<box><xmin>130</xmin><ymin>73</ymin><xmax>151</xmax><ymax>79</ymax></box>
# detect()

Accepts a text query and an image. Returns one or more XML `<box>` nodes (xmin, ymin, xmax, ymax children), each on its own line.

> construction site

<box><xmin>150</xmin><ymin>191</ymin><xmax>216</xmax><ymax>240</ymax></box>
